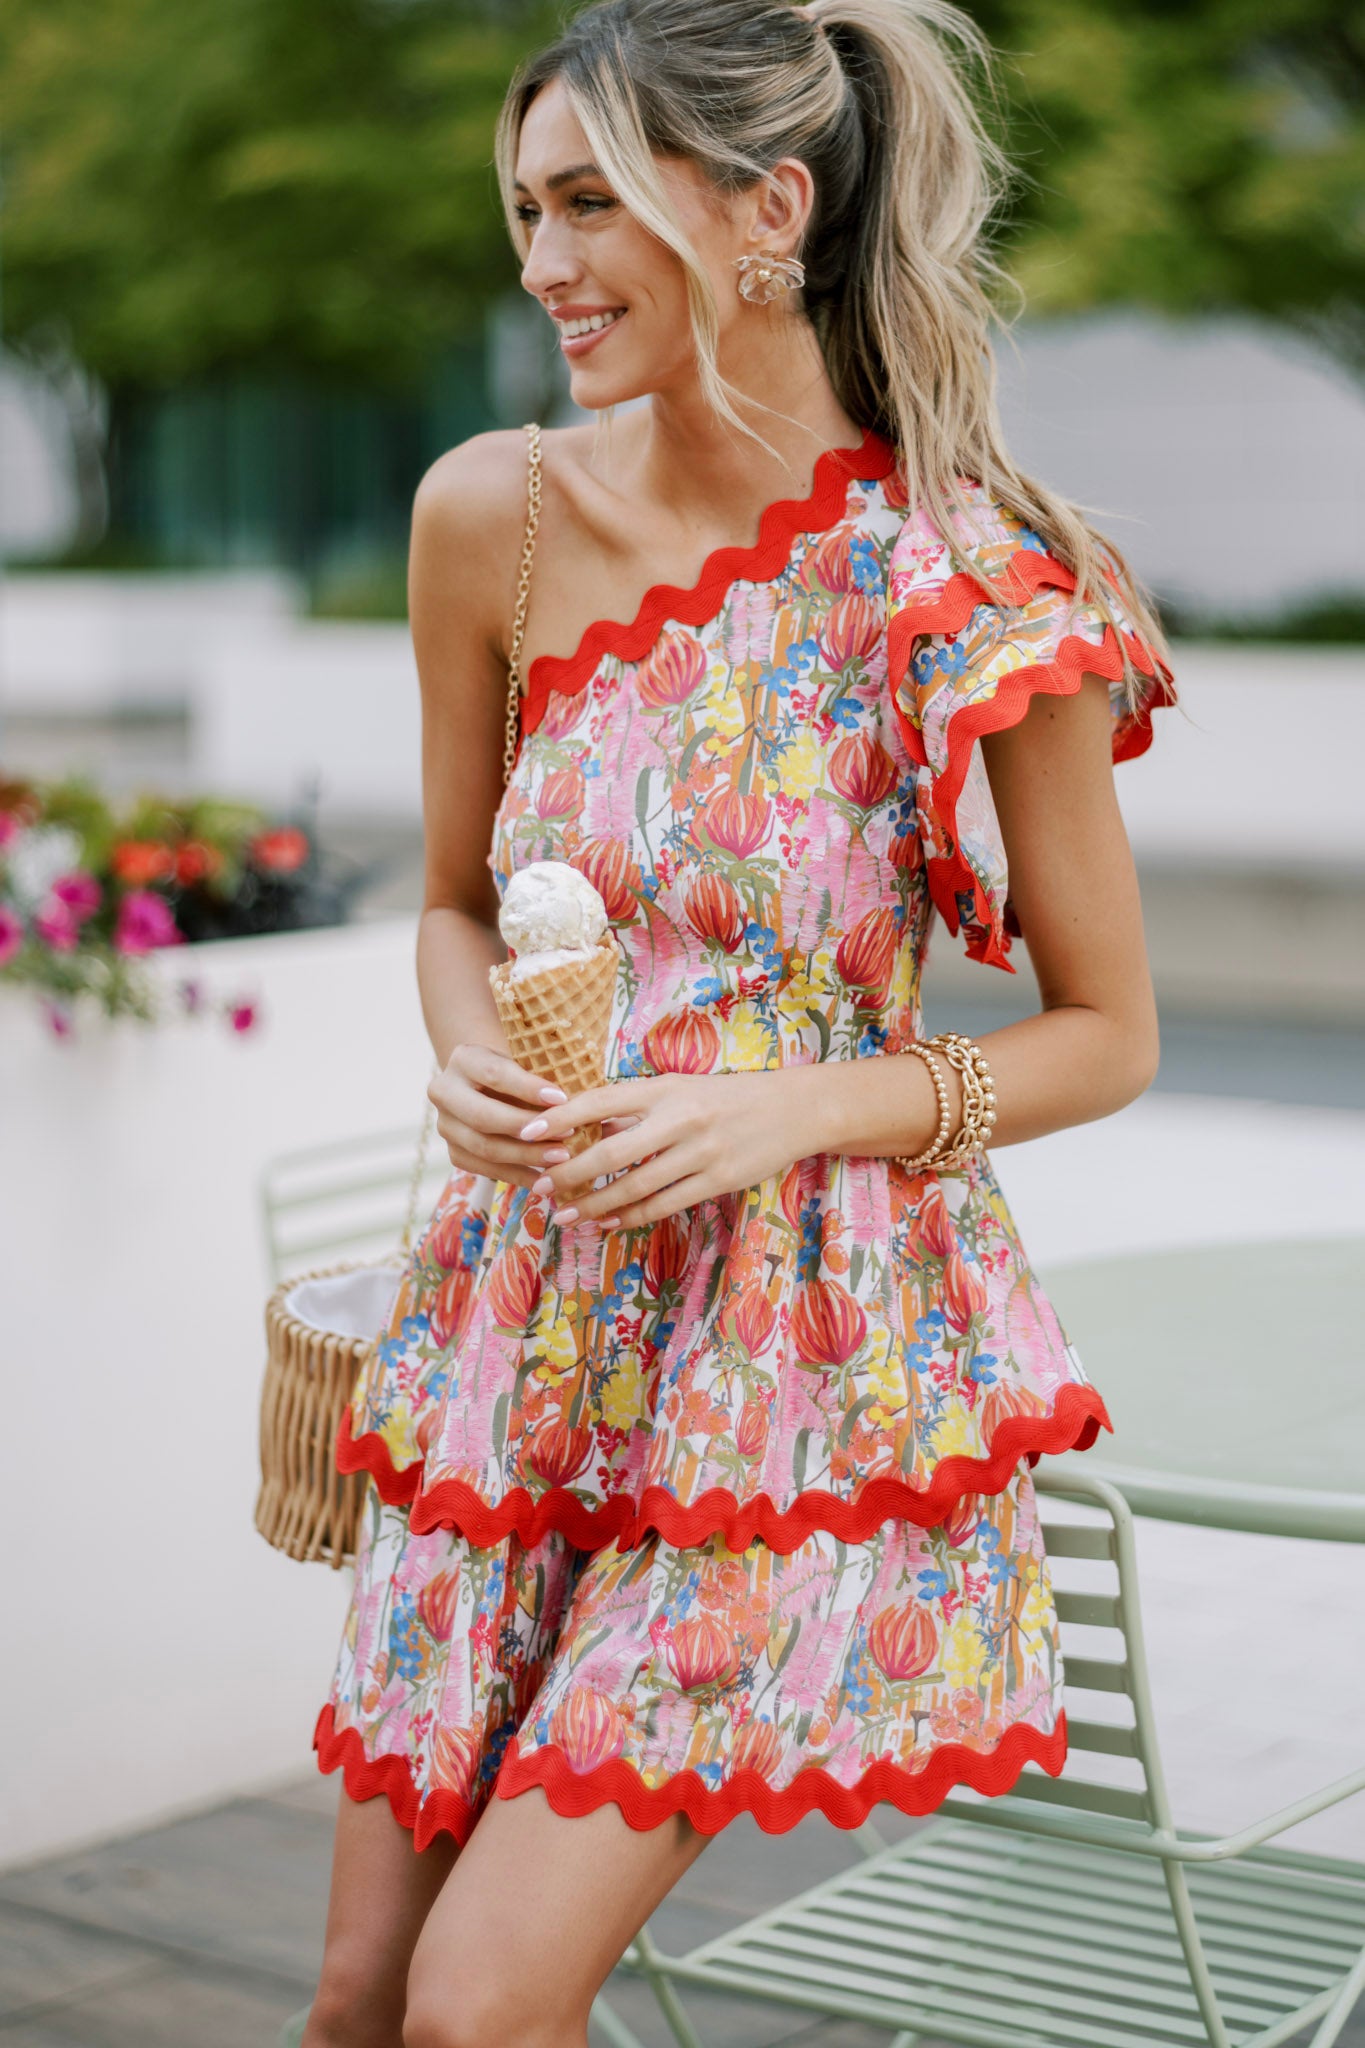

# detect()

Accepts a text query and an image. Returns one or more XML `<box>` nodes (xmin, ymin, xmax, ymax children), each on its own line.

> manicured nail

<box><xmin>542</xmin><ymin>1147</ymin><xmax>571</xmax><ymax>1165</ymax></box>
<box><xmin>532</xmin><ymin>1175</ymin><xmax>555</xmax><ymax>1196</ymax></box>
<box><xmin>551</xmin><ymin>1205</ymin><xmax>578</xmax><ymax>1226</ymax></box>
<box><xmin>520</xmin><ymin>1117</ymin><xmax>549</xmax><ymax>1140</ymax></box>
<box><xmin>599</xmin><ymin>1215</ymin><xmax>621</xmax><ymax>1230</ymax></box>
<box><xmin>540</xmin><ymin>1085</ymin><xmax>568</xmax><ymax>1104</ymax></box>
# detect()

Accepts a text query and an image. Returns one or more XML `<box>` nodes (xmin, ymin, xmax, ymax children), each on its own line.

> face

<box><xmin>513</xmin><ymin>77</ymin><xmax>805</xmax><ymax>409</ymax></box>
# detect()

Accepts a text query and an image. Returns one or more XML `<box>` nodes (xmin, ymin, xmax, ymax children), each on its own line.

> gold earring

<box><xmin>733</xmin><ymin>250</ymin><xmax>806</xmax><ymax>304</ymax></box>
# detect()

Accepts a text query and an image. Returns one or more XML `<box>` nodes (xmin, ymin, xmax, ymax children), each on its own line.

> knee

<box><xmin>402</xmin><ymin>1977</ymin><xmax>584</xmax><ymax>2048</ymax></box>
<box><xmin>304</xmin><ymin>1947</ymin><xmax>407</xmax><ymax>2048</ymax></box>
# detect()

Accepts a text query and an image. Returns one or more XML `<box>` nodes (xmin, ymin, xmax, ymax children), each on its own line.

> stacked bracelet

<box><xmin>892</xmin><ymin>1030</ymin><xmax>997</xmax><ymax>1176</ymax></box>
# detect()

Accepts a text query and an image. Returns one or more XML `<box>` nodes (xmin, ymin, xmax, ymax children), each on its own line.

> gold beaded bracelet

<box><xmin>893</xmin><ymin>1041</ymin><xmax>953</xmax><ymax>1171</ymax></box>
<box><xmin>890</xmin><ymin>1031</ymin><xmax>997</xmax><ymax>1175</ymax></box>
<box><xmin>928</xmin><ymin>1030</ymin><xmax>998</xmax><ymax>1168</ymax></box>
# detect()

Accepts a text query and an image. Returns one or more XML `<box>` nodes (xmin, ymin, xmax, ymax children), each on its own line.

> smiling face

<box><xmin>512</xmin><ymin>78</ymin><xmax>783</xmax><ymax>409</ymax></box>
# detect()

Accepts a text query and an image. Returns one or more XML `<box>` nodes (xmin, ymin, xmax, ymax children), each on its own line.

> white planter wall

<box><xmin>0</xmin><ymin>916</ymin><xmax>434</xmax><ymax>1868</ymax></box>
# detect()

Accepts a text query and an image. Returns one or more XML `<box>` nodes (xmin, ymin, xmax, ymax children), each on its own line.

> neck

<box><xmin>610</xmin><ymin>315</ymin><xmax>864</xmax><ymax>526</ymax></box>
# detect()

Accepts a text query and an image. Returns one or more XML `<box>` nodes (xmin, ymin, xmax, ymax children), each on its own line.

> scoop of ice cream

<box><xmin>498</xmin><ymin>860</ymin><xmax>608</xmax><ymax>960</ymax></box>
<box><xmin>507</xmin><ymin>943</ymin><xmax>595</xmax><ymax>984</ymax></box>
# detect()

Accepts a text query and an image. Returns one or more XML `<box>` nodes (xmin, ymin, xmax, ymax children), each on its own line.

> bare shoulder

<box><xmin>411</xmin><ymin>427</ymin><xmax>534</xmax><ymax>563</ymax></box>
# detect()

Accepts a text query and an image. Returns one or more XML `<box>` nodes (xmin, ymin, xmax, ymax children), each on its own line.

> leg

<box><xmin>402</xmin><ymin>1782</ymin><xmax>711</xmax><ymax>2048</ymax></box>
<box><xmin>303</xmin><ymin>1782</ymin><xmax>461</xmax><ymax>2048</ymax></box>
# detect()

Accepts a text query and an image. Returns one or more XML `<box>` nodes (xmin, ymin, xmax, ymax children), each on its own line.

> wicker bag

<box><xmin>253</xmin><ymin>421</ymin><xmax>544</xmax><ymax>1568</ymax></box>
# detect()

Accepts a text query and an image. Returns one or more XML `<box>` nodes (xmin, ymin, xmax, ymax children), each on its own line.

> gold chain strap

<box><xmin>399</xmin><ymin>421</ymin><xmax>543</xmax><ymax>1257</ymax></box>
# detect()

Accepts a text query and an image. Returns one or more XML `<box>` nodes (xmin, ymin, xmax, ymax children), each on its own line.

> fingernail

<box><xmin>551</xmin><ymin>1206</ymin><xmax>578</xmax><ymax>1225</ymax></box>
<box><xmin>519</xmin><ymin>1117</ymin><xmax>549</xmax><ymax>1140</ymax></box>
<box><xmin>542</xmin><ymin>1147</ymin><xmax>571</xmax><ymax>1165</ymax></box>
<box><xmin>599</xmin><ymin>1215</ymin><xmax>621</xmax><ymax>1230</ymax></box>
<box><xmin>532</xmin><ymin>1175</ymin><xmax>555</xmax><ymax>1196</ymax></box>
<box><xmin>540</xmin><ymin>1085</ymin><xmax>568</xmax><ymax>1104</ymax></box>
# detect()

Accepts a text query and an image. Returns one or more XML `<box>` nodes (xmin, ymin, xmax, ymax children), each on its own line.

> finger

<box><xmin>598</xmin><ymin>1173</ymin><xmax>713</xmax><ymax>1233</ymax></box>
<box><xmin>565</xmin><ymin>1146</ymin><xmax>696</xmax><ymax>1223</ymax></box>
<box><xmin>438</xmin><ymin>1117</ymin><xmax>571</xmax><ymax>1178</ymax></box>
<box><xmin>533</xmin><ymin>1079</ymin><xmax>657</xmax><ymax>1142</ymax></box>
<box><xmin>448</xmin><ymin>1084</ymin><xmax>569</xmax><ymax>1144</ymax></box>
<box><xmin>443</xmin><ymin>1147</ymin><xmax>541</xmax><ymax>1190</ymax></box>
<box><xmin>440</xmin><ymin>1046</ymin><xmax>568</xmax><ymax>1112</ymax></box>
<box><xmin>541</xmin><ymin>1119</ymin><xmax>660</xmax><ymax>1193</ymax></box>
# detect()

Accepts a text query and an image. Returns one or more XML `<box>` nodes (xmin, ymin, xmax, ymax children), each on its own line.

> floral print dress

<box><xmin>315</xmin><ymin>422</ymin><xmax>1174</xmax><ymax>1844</ymax></box>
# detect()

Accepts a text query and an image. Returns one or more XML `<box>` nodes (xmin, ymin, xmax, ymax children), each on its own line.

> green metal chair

<box><xmin>601</xmin><ymin>1468</ymin><xmax>1365</xmax><ymax>2048</ymax></box>
<box><xmin>259</xmin><ymin>1118</ymin><xmax>446</xmax><ymax>1284</ymax></box>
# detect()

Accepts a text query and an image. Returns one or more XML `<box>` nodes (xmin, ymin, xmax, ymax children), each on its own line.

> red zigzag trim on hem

<box><xmin>337</xmin><ymin>1382</ymin><xmax>1110</xmax><ymax>1552</ymax></box>
<box><xmin>314</xmin><ymin>1701</ymin><xmax>1070</xmax><ymax>1846</ymax></box>
<box><xmin>885</xmin><ymin>548</ymin><xmax>1178</xmax><ymax>973</ymax></box>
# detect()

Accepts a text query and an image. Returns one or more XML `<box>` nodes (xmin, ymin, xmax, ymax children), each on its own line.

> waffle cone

<box><xmin>489</xmin><ymin>934</ymin><xmax>619</xmax><ymax>1158</ymax></box>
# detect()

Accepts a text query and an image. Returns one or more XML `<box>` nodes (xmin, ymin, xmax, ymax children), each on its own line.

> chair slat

<box><xmin>1002</xmin><ymin>1771</ymin><xmax>1153</xmax><ymax>1823</ymax></box>
<box><xmin>1064</xmin><ymin>1656</ymin><xmax>1131</xmax><ymax>1693</ymax></box>
<box><xmin>1054</xmin><ymin>1589</ymin><xmax>1123</xmax><ymax>1628</ymax></box>
<box><xmin>1065</xmin><ymin>1716</ymin><xmax>1141</xmax><ymax>1759</ymax></box>
<box><xmin>1039</xmin><ymin>1524</ymin><xmax>1117</xmax><ymax>1560</ymax></box>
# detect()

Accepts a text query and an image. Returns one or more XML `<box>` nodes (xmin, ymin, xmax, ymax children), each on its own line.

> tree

<box><xmin>972</xmin><ymin>0</ymin><xmax>1365</xmax><ymax>373</ymax></box>
<box><xmin>0</xmin><ymin>0</ymin><xmax>555</xmax><ymax>387</ymax></box>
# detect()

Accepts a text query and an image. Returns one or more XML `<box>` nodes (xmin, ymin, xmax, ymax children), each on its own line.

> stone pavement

<box><xmin>2</xmin><ymin>1765</ymin><xmax>1360</xmax><ymax>2047</ymax></box>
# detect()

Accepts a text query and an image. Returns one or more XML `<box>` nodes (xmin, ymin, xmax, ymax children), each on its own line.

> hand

<box><xmin>521</xmin><ymin>1069</ymin><xmax>820</xmax><ymax>1230</ymax></box>
<box><xmin>430</xmin><ymin>1043</ymin><xmax>575</xmax><ymax>1188</ymax></box>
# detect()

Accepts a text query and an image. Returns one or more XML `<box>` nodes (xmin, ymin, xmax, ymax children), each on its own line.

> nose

<box><xmin>520</xmin><ymin>217</ymin><xmax>579</xmax><ymax>306</ymax></box>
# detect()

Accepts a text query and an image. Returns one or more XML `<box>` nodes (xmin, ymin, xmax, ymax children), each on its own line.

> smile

<box><xmin>554</xmin><ymin>307</ymin><xmax>627</xmax><ymax>355</ymax></box>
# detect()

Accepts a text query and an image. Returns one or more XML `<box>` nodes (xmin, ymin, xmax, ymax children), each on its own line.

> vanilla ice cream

<box><xmin>498</xmin><ymin>860</ymin><xmax>609</xmax><ymax>982</ymax></box>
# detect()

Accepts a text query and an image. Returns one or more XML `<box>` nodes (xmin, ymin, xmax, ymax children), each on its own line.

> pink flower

<box><xmin>35</xmin><ymin>896</ymin><xmax>81</xmax><ymax>952</ymax></box>
<box><xmin>114</xmin><ymin>889</ymin><xmax>182</xmax><ymax>955</ymax></box>
<box><xmin>0</xmin><ymin>812</ymin><xmax>21</xmax><ymax>853</ymax></box>
<box><xmin>0</xmin><ymin>904</ymin><xmax>24</xmax><ymax>968</ymax></box>
<box><xmin>228</xmin><ymin>1000</ymin><xmax>258</xmax><ymax>1034</ymax></box>
<box><xmin>52</xmin><ymin>872</ymin><xmax>102</xmax><ymax>920</ymax></box>
<box><xmin>41</xmin><ymin>999</ymin><xmax>74</xmax><ymax>1040</ymax></box>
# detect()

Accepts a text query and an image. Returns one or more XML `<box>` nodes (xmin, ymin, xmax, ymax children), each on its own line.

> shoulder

<box><xmin>411</xmin><ymin>427</ymin><xmax>534</xmax><ymax>560</ymax></box>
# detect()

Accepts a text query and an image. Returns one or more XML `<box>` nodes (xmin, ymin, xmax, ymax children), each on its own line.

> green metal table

<box><xmin>1035</xmin><ymin>1234</ymin><xmax>1365</xmax><ymax>1543</ymax></box>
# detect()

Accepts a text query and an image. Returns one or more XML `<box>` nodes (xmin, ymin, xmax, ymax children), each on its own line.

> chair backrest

<box><xmin>260</xmin><ymin>1121</ymin><xmax>448</xmax><ymax>1283</ymax></box>
<box><xmin>941</xmin><ymin>1465</ymin><xmax>1176</xmax><ymax>1843</ymax></box>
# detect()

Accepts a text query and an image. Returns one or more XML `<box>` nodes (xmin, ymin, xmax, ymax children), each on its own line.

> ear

<box><xmin>744</xmin><ymin>156</ymin><xmax>815</xmax><ymax>254</ymax></box>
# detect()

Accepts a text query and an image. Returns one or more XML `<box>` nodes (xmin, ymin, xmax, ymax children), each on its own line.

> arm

<box><xmin>407</xmin><ymin>431</ymin><xmax>579</xmax><ymax>1185</ymax></box>
<box><xmin>533</xmin><ymin>671</ymin><xmax>1158</xmax><ymax>1227</ymax></box>
<box><xmin>812</xmin><ymin>666</ymin><xmax>1161</xmax><ymax>1154</ymax></box>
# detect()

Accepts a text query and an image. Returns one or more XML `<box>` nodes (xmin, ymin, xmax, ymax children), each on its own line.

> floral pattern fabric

<box><xmin>318</xmin><ymin>422</ymin><xmax>1173</xmax><ymax>1842</ymax></box>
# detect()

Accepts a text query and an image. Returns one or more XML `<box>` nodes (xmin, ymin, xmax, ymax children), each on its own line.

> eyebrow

<box><xmin>513</xmin><ymin>161</ymin><xmax>606</xmax><ymax>195</ymax></box>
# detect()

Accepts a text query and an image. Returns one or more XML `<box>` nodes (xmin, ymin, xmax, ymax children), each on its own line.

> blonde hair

<box><xmin>494</xmin><ymin>0</ymin><xmax>1172</xmax><ymax>699</ymax></box>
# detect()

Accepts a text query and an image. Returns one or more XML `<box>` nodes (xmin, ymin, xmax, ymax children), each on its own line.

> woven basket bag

<box><xmin>254</xmin><ymin>422</ymin><xmax>543</xmax><ymax>1568</ymax></box>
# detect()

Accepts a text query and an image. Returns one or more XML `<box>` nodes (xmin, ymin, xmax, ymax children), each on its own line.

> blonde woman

<box><xmin>303</xmin><ymin>2</ymin><xmax>1175</xmax><ymax>2042</ymax></box>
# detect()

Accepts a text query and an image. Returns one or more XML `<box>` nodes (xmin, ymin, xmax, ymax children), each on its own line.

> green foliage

<box><xmin>0</xmin><ymin>0</ymin><xmax>558</xmax><ymax>385</ymax></box>
<box><xmin>971</xmin><ymin>0</ymin><xmax>1365</xmax><ymax>362</ymax></box>
<box><xmin>1</xmin><ymin>0</ymin><xmax>1361</xmax><ymax>383</ymax></box>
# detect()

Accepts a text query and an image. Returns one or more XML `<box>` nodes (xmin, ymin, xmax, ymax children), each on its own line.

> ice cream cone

<box><xmin>489</xmin><ymin>933</ymin><xmax>619</xmax><ymax>1157</ymax></box>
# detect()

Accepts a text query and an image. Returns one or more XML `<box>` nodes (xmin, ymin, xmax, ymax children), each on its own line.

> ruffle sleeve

<box><xmin>886</xmin><ymin>488</ymin><xmax>1177</xmax><ymax>971</ymax></box>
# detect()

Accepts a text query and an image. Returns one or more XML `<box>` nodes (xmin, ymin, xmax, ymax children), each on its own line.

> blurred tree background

<box><xmin>1</xmin><ymin>0</ymin><xmax>1361</xmax><ymax>583</ymax></box>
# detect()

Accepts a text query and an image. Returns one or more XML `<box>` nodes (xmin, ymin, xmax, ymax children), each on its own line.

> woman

<box><xmin>305</xmin><ymin>1</ymin><xmax>1175</xmax><ymax>2043</ymax></box>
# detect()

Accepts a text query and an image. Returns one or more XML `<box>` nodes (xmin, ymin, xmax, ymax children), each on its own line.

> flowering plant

<box><xmin>0</xmin><ymin>774</ymin><xmax>371</xmax><ymax>1040</ymax></box>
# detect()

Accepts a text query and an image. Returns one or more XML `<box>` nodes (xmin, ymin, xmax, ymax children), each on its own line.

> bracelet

<box><xmin>927</xmin><ymin>1030</ymin><xmax>997</xmax><ymax>1168</ymax></box>
<box><xmin>893</xmin><ymin>1042</ymin><xmax>953</xmax><ymax>1172</ymax></box>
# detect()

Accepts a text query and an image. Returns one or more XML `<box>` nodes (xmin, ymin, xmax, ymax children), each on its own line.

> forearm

<box><xmin>797</xmin><ymin>1003</ymin><xmax>1158</xmax><ymax>1161</ymax></box>
<box><xmin>416</xmin><ymin>905</ymin><xmax>509</xmax><ymax>1070</ymax></box>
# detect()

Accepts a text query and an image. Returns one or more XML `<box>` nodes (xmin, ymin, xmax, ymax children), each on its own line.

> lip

<box><xmin>555</xmin><ymin>307</ymin><xmax>628</xmax><ymax>358</ymax></box>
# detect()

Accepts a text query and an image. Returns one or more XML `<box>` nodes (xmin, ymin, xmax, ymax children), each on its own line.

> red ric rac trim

<box><xmin>521</xmin><ymin>423</ymin><xmax>898</xmax><ymax>741</ymax></box>
<box><xmin>315</xmin><ymin>1700</ymin><xmax>1069</xmax><ymax>1845</ymax></box>
<box><xmin>341</xmin><ymin>1382</ymin><xmax>1111</xmax><ymax>1549</ymax></box>
<box><xmin>886</xmin><ymin>549</ymin><xmax>1177</xmax><ymax>971</ymax></box>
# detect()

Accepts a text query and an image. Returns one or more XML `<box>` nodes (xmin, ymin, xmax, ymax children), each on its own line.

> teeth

<box><xmin>557</xmin><ymin>308</ymin><xmax>625</xmax><ymax>338</ymax></box>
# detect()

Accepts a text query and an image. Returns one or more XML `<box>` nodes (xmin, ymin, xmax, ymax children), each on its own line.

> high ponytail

<box><xmin>495</xmin><ymin>0</ymin><xmax>1172</xmax><ymax>699</ymax></box>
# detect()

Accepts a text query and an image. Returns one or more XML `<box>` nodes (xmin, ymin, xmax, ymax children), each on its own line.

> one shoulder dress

<box><xmin>314</xmin><ymin>422</ymin><xmax>1175</xmax><ymax>1846</ymax></box>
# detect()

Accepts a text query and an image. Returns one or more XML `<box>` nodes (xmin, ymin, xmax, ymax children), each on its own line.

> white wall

<box><xmin>0</xmin><ymin>917</ymin><xmax>435</xmax><ymax>1868</ymax></box>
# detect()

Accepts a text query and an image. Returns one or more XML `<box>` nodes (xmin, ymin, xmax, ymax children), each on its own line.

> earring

<box><xmin>734</xmin><ymin>249</ymin><xmax>806</xmax><ymax>304</ymax></box>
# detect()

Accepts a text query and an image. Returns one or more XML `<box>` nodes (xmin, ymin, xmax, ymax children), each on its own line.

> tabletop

<box><xmin>1033</xmin><ymin>1234</ymin><xmax>1365</xmax><ymax>1543</ymax></box>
